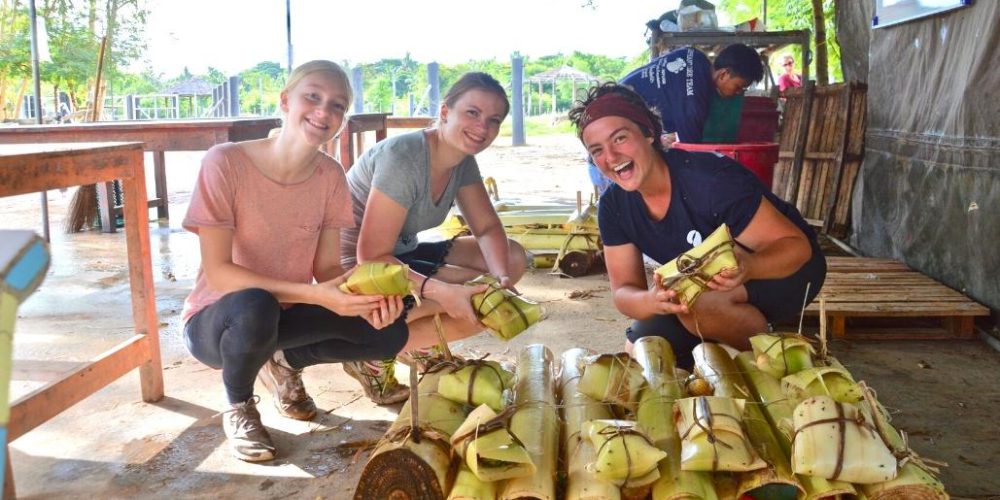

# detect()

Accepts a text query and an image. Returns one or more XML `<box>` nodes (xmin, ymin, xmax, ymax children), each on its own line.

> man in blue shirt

<box><xmin>620</xmin><ymin>43</ymin><xmax>764</xmax><ymax>145</ymax></box>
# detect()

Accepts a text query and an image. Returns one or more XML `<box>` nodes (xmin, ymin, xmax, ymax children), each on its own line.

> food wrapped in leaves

<box><xmin>451</xmin><ymin>404</ymin><xmax>535</xmax><ymax>482</ymax></box>
<box><xmin>782</xmin><ymin>358</ymin><xmax>863</xmax><ymax>404</ymax></box>
<box><xmin>792</xmin><ymin>395</ymin><xmax>897</xmax><ymax>484</ymax></box>
<box><xmin>467</xmin><ymin>275</ymin><xmax>541</xmax><ymax>340</ymax></box>
<box><xmin>750</xmin><ymin>333</ymin><xmax>816</xmax><ymax>379</ymax></box>
<box><xmin>339</xmin><ymin>262</ymin><xmax>413</xmax><ymax>296</ymax></box>
<box><xmin>436</xmin><ymin>359</ymin><xmax>515</xmax><ymax>412</ymax></box>
<box><xmin>448</xmin><ymin>463</ymin><xmax>497</xmax><ymax>500</ymax></box>
<box><xmin>583</xmin><ymin>419</ymin><xmax>667</xmax><ymax>488</ymax></box>
<box><xmin>674</xmin><ymin>396</ymin><xmax>766</xmax><ymax>472</ymax></box>
<box><xmin>577</xmin><ymin>353</ymin><xmax>646</xmax><ymax>414</ymax></box>
<box><xmin>654</xmin><ymin>224</ymin><xmax>737</xmax><ymax>306</ymax></box>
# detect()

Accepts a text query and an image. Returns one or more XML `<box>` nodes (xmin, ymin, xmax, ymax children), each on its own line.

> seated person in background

<box><xmin>568</xmin><ymin>82</ymin><xmax>826</xmax><ymax>370</ymax></box>
<box><xmin>620</xmin><ymin>43</ymin><xmax>764</xmax><ymax>146</ymax></box>
<box><xmin>778</xmin><ymin>54</ymin><xmax>803</xmax><ymax>94</ymax></box>
<box><xmin>340</xmin><ymin>72</ymin><xmax>528</xmax><ymax>404</ymax></box>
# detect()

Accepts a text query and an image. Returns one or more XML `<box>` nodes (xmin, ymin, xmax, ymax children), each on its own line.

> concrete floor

<box><xmin>4</xmin><ymin>141</ymin><xmax>1000</xmax><ymax>499</ymax></box>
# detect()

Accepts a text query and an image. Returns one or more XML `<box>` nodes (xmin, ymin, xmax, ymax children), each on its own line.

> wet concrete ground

<box><xmin>3</xmin><ymin>136</ymin><xmax>1000</xmax><ymax>499</ymax></box>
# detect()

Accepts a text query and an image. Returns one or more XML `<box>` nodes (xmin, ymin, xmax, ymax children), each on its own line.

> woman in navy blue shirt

<box><xmin>568</xmin><ymin>83</ymin><xmax>825</xmax><ymax>369</ymax></box>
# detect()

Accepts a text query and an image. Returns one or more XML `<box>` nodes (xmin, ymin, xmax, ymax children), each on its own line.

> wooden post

<box><xmin>428</xmin><ymin>62</ymin><xmax>440</xmax><ymax>118</ymax></box>
<box><xmin>351</xmin><ymin>66</ymin><xmax>364</xmax><ymax>113</ymax></box>
<box><xmin>227</xmin><ymin>76</ymin><xmax>240</xmax><ymax>117</ymax></box>
<box><xmin>550</xmin><ymin>79</ymin><xmax>556</xmax><ymax>114</ymax></box>
<box><xmin>511</xmin><ymin>55</ymin><xmax>525</xmax><ymax>146</ymax></box>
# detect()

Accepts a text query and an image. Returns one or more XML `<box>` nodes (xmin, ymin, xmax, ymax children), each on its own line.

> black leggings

<box><xmin>183</xmin><ymin>288</ymin><xmax>408</xmax><ymax>403</ymax></box>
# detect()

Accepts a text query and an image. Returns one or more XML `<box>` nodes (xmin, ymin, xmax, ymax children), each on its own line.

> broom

<box><xmin>65</xmin><ymin>35</ymin><xmax>108</xmax><ymax>233</ymax></box>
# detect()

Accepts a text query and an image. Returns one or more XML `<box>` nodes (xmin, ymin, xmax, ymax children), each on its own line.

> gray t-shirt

<box><xmin>341</xmin><ymin>130</ymin><xmax>482</xmax><ymax>265</ymax></box>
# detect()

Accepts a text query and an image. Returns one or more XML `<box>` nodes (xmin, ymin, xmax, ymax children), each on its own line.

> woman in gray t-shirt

<box><xmin>341</xmin><ymin>72</ymin><xmax>528</xmax><ymax>404</ymax></box>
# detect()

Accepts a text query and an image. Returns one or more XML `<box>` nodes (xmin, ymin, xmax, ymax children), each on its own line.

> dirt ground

<box><xmin>3</xmin><ymin>133</ymin><xmax>999</xmax><ymax>499</ymax></box>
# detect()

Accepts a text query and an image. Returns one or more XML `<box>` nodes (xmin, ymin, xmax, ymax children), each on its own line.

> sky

<box><xmin>139</xmin><ymin>0</ymin><xmax>687</xmax><ymax>76</ymax></box>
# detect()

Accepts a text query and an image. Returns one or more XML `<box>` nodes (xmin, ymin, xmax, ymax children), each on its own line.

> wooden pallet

<box><xmin>805</xmin><ymin>257</ymin><xmax>990</xmax><ymax>339</ymax></box>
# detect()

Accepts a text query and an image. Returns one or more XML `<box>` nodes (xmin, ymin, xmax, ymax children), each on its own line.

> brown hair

<box><xmin>282</xmin><ymin>60</ymin><xmax>353</xmax><ymax>104</ymax></box>
<box><xmin>442</xmin><ymin>72</ymin><xmax>510</xmax><ymax>118</ymax></box>
<box><xmin>568</xmin><ymin>82</ymin><xmax>664</xmax><ymax>152</ymax></box>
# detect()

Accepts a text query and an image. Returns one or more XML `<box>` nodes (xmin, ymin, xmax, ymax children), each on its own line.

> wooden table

<box><xmin>0</xmin><ymin>118</ymin><xmax>281</xmax><ymax>231</ymax></box>
<box><xmin>0</xmin><ymin>142</ymin><xmax>162</xmax><ymax>498</ymax></box>
<box><xmin>330</xmin><ymin>113</ymin><xmax>390</xmax><ymax>170</ymax></box>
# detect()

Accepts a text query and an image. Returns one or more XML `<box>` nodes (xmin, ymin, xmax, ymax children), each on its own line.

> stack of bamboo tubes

<box><xmin>354</xmin><ymin>337</ymin><xmax>947</xmax><ymax>499</ymax></box>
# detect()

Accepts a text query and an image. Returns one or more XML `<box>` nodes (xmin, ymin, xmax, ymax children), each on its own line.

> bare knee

<box><xmin>506</xmin><ymin>239</ymin><xmax>528</xmax><ymax>283</ymax></box>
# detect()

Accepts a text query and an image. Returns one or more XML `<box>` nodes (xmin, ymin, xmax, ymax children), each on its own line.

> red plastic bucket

<box><xmin>672</xmin><ymin>142</ymin><xmax>779</xmax><ymax>189</ymax></box>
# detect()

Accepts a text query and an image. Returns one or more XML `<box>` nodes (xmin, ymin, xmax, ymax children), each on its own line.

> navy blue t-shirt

<box><xmin>598</xmin><ymin>149</ymin><xmax>815</xmax><ymax>265</ymax></box>
<box><xmin>620</xmin><ymin>47</ymin><xmax>714</xmax><ymax>143</ymax></box>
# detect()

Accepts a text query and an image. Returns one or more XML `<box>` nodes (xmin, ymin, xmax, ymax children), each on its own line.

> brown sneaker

<box><xmin>342</xmin><ymin>359</ymin><xmax>410</xmax><ymax>405</ymax></box>
<box><xmin>257</xmin><ymin>351</ymin><xmax>318</xmax><ymax>421</ymax></box>
<box><xmin>221</xmin><ymin>396</ymin><xmax>276</xmax><ymax>462</ymax></box>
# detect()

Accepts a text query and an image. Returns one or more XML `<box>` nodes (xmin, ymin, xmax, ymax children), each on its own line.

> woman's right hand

<box><xmin>434</xmin><ymin>281</ymin><xmax>490</xmax><ymax>325</ymax></box>
<box><xmin>315</xmin><ymin>274</ymin><xmax>384</xmax><ymax>317</ymax></box>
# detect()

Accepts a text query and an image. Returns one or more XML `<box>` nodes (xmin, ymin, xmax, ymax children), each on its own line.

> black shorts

<box><xmin>396</xmin><ymin>238</ymin><xmax>456</xmax><ymax>309</ymax></box>
<box><xmin>626</xmin><ymin>242</ymin><xmax>827</xmax><ymax>370</ymax></box>
<box><xmin>744</xmin><ymin>240</ymin><xmax>826</xmax><ymax>324</ymax></box>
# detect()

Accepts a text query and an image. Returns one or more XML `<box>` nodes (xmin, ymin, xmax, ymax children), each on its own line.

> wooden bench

<box><xmin>805</xmin><ymin>256</ymin><xmax>990</xmax><ymax>339</ymax></box>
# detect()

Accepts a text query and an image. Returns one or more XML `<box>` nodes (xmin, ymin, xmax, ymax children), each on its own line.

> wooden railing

<box><xmin>327</xmin><ymin>113</ymin><xmax>435</xmax><ymax>170</ymax></box>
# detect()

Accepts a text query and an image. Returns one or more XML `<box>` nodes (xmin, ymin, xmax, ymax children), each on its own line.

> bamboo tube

<box><xmin>632</xmin><ymin>337</ymin><xmax>718</xmax><ymax>500</ymax></box>
<box><xmin>559</xmin><ymin>348</ymin><xmax>620</xmax><ymax>500</ymax></box>
<box><xmin>499</xmin><ymin>345</ymin><xmax>559</xmax><ymax>500</ymax></box>
<box><xmin>355</xmin><ymin>371</ymin><xmax>466</xmax><ymax>500</ymax></box>
<box><xmin>690</xmin><ymin>344</ymin><xmax>802</xmax><ymax>498</ymax></box>
<box><xmin>735</xmin><ymin>352</ymin><xmax>857</xmax><ymax>500</ymax></box>
<box><xmin>858</xmin><ymin>383</ymin><xmax>948</xmax><ymax>500</ymax></box>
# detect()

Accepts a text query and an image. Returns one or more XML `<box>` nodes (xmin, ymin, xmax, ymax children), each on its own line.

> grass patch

<box><xmin>499</xmin><ymin>114</ymin><xmax>576</xmax><ymax>137</ymax></box>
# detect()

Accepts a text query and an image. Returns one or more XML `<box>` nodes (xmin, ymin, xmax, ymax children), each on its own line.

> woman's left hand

<box><xmin>363</xmin><ymin>295</ymin><xmax>404</xmax><ymax>330</ymax></box>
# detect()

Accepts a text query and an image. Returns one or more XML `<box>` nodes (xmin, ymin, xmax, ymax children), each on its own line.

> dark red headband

<box><xmin>578</xmin><ymin>93</ymin><xmax>656</xmax><ymax>136</ymax></box>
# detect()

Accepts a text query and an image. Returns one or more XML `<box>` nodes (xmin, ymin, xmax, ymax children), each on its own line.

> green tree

<box><xmin>717</xmin><ymin>0</ymin><xmax>842</xmax><ymax>83</ymax></box>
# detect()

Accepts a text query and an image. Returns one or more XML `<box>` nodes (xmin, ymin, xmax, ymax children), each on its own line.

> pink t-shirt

<box><xmin>778</xmin><ymin>73</ymin><xmax>802</xmax><ymax>92</ymax></box>
<box><xmin>181</xmin><ymin>142</ymin><xmax>354</xmax><ymax>322</ymax></box>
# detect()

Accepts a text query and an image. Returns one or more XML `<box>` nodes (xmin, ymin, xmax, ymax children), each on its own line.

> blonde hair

<box><xmin>282</xmin><ymin>60</ymin><xmax>353</xmax><ymax>104</ymax></box>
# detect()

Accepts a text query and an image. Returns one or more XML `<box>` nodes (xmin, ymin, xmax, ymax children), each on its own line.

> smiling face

<box><xmin>280</xmin><ymin>71</ymin><xmax>350</xmax><ymax>147</ymax></box>
<box><xmin>439</xmin><ymin>89</ymin><xmax>506</xmax><ymax>155</ymax></box>
<box><xmin>581</xmin><ymin>115</ymin><xmax>660</xmax><ymax>192</ymax></box>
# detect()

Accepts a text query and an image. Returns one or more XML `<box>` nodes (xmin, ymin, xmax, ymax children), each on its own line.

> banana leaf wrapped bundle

<box><xmin>577</xmin><ymin>353</ymin><xmax>647</xmax><ymax>415</ymax></box>
<box><xmin>782</xmin><ymin>357</ymin><xmax>863</xmax><ymax>404</ymax></box>
<box><xmin>451</xmin><ymin>403</ymin><xmax>535</xmax><ymax>482</ymax></box>
<box><xmin>674</xmin><ymin>396</ymin><xmax>766</xmax><ymax>472</ymax></box>
<box><xmin>791</xmin><ymin>395</ymin><xmax>897</xmax><ymax>484</ymax></box>
<box><xmin>339</xmin><ymin>262</ymin><xmax>414</xmax><ymax>296</ymax></box>
<box><xmin>467</xmin><ymin>274</ymin><xmax>542</xmax><ymax>341</ymax></box>
<box><xmin>653</xmin><ymin>224</ymin><xmax>737</xmax><ymax>306</ymax></box>
<box><xmin>449</xmin><ymin>463</ymin><xmax>498</xmax><ymax>500</ymax></box>
<box><xmin>749</xmin><ymin>333</ymin><xmax>815</xmax><ymax>379</ymax></box>
<box><xmin>437</xmin><ymin>358</ymin><xmax>515</xmax><ymax>412</ymax></box>
<box><xmin>584</xmin><ymin>419</ymin><xmax>667</xmax><ymax>488</ymax></box>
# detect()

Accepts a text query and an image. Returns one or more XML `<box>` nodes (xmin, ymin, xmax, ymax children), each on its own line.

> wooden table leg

<box><xmin>121</xmin><ymin>152</ymin><xmax>164</xmax><ymax>402</ymax></box>
<box><xmin>3</xmin><ymin>453</ymin><xmax>13</xmax><ymax>500</ymax></box>
<box><xmin>153</xmin><ymin>150</ymin><xmax>168</xmax><ymax>221</ymax></box>
<box><xmin>96</xmin><ymin>181</ymin><xmax>117</xmax><ymax>234</ymax></box>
